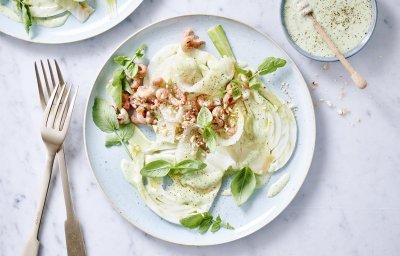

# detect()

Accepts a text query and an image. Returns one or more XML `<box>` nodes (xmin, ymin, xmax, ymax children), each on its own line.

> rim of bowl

<box><xmin>280</xmin><ymin>0</ymin><xmax>378</xmax><ymax>62</ymax></box>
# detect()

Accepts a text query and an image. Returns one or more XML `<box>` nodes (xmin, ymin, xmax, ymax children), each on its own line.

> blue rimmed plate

<box><xmin>0</xmin><ymin>0</ymin><xmax>142</xmax><ymax>44</ymax></box>
<box><xmin>83</xmin><ymin>14</ymin><xmax>316</xmax><ymax>246</ymax></box>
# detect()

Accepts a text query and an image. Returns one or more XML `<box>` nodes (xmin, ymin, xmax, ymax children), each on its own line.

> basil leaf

<box><xmin>180</xmin><ymin>213</ymin><xmax>204</xmax><ymax>229</ymax></box>
<box><xmin>107</xmin><ymin>68</ymin><xmax>124</xmax><ymax>108</ymax></box>
<box><xmin>211</xmin><ymin>215</ymin><xmax>221</xmax><ymax>233</ymax></box>
<box><xmin>92</xmin><ymin>98</ymin><xmax>119</xmax><ymax>133</ymax></box>
<box><xmin>122</xmin><ymin>78</ymin><xmax>133</xmax><ymax>94</ymax></box>
<box><xmin>173</xmin><ymin>160</ymin><xmax>207</xmax><ymax>173</ymax></box>
<box><xmin>231</xmin><ymin>84</ymin><xmax>242</xmax><ymax>100</ymax></box>
<box><xmin>14</xmin><ymin>0</ymin><xmax>22</xmax><ymax>9</ymax></box>
<box><xmin>125</xmin><ymin>62</ymin><xmax>138</xmax><ymax>79</ymax></box>
<box><xmin>105</xmin><ymin>134</ymin><xmax>121</xmax><ymax>147</ymax></box>
<box><xmin>140</xmin><ymin>160</ymin><xmax>172</xmax><ymax>177</ymax></box>
<box><xmin>203</xmin><ymin>126</ymin><xmax>217</xmax><ymax>152</ymax></box>
<box><xmin>199</xmin><ymin>215</ymin><xmax>213</xmax><ymax>234</ymax></box>
<box><xmin>235</xmin><ymin>66</ymin><xmax>252</xmax><ymax>77</ymax></box>
<box><xmin>249</xmin><ymin>77</ymin><xmax>262</xmax><ymax>90</ymax></box>
<box><xmin>21</xmin><ymin>3</ymin><xmax>32</xmax><ymax>33</ymax></box>
<box><xmin>222</xmin><ymin>222</ymin><xmax>235</xmax><ymax>230</ymax></box>
<box><xmin>231</xmin><ymin>167</ymin><xmax>256</xmax><ymax>205</ymax></box>
<box><xmin>180</xmin><ymin>212</ymin><xmax>234</xmax><ymax>233</ymax></box>
<box><xmin>135</xmin><ymin>44</ymin><xmax>147</xmax><ymax>59</ymax></box>
<box><xmin>118</xmin><ymin>123</ymin><xmax>135</xmax><ymax>141</ymax></box>
<box><xmin>114</xmin><ymin>56</ymin><xmax>132</xmax><ymax>66</ymax></box>
<box><xmin>257</xmin><ymin>57</ymin><xmax>286</xmax><ymax>76</ymax></box>
<box><xmin>197</xmin><ymin>106</ymin><xmax>213</xmax><ymax>128</ymax></box>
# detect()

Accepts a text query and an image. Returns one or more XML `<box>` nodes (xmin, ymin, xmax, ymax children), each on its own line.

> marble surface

<box><xmin>1</xmin><ymin>0</ymin><xmax>399</xmax><ymax>255</ymax></box>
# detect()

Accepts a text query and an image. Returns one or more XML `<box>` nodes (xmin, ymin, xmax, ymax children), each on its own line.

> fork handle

<box><xmin>58</xmin><ymin>147</ymin><xmax>87</xmax><ymax>256</ymax></box>
<box><xmin>22</xmin><ymin>152</ymin><xmax>56</xmax><ymax>256</ymax></box>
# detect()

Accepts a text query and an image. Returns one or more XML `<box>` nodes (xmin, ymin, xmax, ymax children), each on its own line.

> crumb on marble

<box><xmin>322</xmin><ymin>63</ymin><xmax>329</xmax><ymax>71</ymax></box>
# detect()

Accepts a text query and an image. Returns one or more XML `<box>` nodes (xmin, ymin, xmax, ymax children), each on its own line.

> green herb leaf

<box><xmin>125</xmin><ymin>62</ymin><xmax>139</xmax><ymax>79</ymax></box>
<box><xmin>135</xmin><ymin>44</ymin><xmax>147</xmax><ymax>59</ymax></box>
<box><xmin>107</xmin><ymin>68</ymin><xmax>124</xmax><ymax>108</ymax></box>
<box><xmin>180</xmin><ymin>213</ymin><xmax>204</xmax><ymax>229</ymax></box>
<box><xmin>199</xmin><ymin>214</ymin><xmax>213</xmax><ymax>234</ymax></box>
<box><xmin>140</xmin><ymin>160</ymin><xmax>172</xmax><ymax>177</ymax></box>
<box><xmin>21</xmin><ymin>3</ymin><xmax>32</xmax><ymax>34</ymax></box>
<box><xmin>180</xmin><ymin>213</ymin><xmax>234</xmax><ymax>233</ymax></box>
<box><xmin>122</xmin><ymin>78</ymin><xmax>133</xmax><ymax>94</ymax></box>
<box><xmin>113</xmin><ymin>56</ymin><xmax>132</xmax><ymax>66</ymax></box>
<box><xmin>14</xmin><ymin>0</ymin><xmax>22</xmax><ymax>9</ymax></box>
<box><xmin>231</xmin><ymin>84</ymin><xmax>242</xmax><ymax>100</ymax></box>
<box><xmin>257</xmin><ymin>57</ymin><xmax>286</xmax><ymax>76</ymax></box>
<box><xmin>231</xmin><ymin>166</ymin><xmax>256</xmax><ymax>205</ymax></box>
<box><xmin>92</xmin><ymin>98</ymin><xmax>119</xmax><ymax>133</ymax></box>
<box><xmin>235</xmin><ymin>66</ymin><xmax>252</xmax><ymax>77</ymax></box>
<box><xmin>222</xmin><ymin>222</ymin><xmax>235</xmax><ymax>230</ymax></box>
<box><xmin>197</xmin><ymin>106</ymin><xmax>213</xmax><ymax>128</ymax></box>
<box><xmin>203</xmin><ymin>126</ymin><xmax>217</xmax><ymax>152</ymax></box>
<box><xmin>173</xmin><ymin>159</ymin><xmax>207</xmax><ymax>173</ymax></box>
<box><xmin>105</xmin><ymin>134</ymin><xmax>121</xmax><ymax>147</ymax></box>
<box><xmin>118</xmin><ymin>123</ymin><xmax>135</xmax><ymax>142</ymax></box>
<box><xmin>14</xmin><ymin>0</ymin><xmax>32</xmax><ymax>33</ymax></box>
<box><xmin>249</xmin><ymin>77</ymin><xmax>262</xmax><ymax>90</ymax></box>
<box><xmin>211</xmin><ymin>215</ymin><xmax>221</xmax><ymax>233</ymax></box>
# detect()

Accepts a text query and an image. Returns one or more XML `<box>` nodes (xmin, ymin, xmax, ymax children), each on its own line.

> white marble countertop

<box><xmin>1</xmin><ymin>0</ymin><xmax>399</xmax><ymax>255</ymax></box>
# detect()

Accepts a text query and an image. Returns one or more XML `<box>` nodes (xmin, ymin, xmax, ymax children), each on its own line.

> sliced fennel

<box><xmin>54</xmin><ymin>0</ymin><xmax>93</xmax><ymax>22</ymax></box>
<box><xmin>92</xmin><ymin>26</ymin><xmax>297</xmax><ymax>229</ymax></box>
<box><xmin>208</xmin><ymin>25</ymin><xmax>236</xmax><ymax>59</ymax></box>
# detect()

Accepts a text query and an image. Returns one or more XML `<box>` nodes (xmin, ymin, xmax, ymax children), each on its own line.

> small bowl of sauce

<box><xmin>281</xmin><ymin>0</ymin><xmax>377</xmax><ymax>61</ymax></box>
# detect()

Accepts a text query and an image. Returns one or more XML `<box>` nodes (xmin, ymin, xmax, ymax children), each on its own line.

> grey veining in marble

<box><xmin>1</xmin><ymin>0</ymin><xmax>400</xmax><ymax>255</ymax></box>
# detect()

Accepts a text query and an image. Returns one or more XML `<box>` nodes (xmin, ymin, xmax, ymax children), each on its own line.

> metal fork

<box><xmin>23</xmin><ymin>81</ymin><xmax>78</xmax><ymax>256</ymax></box>
<box><xmin>23</xmin><ymin>60</ymin><xmax>87</xmax><ymax>256</ymax></box>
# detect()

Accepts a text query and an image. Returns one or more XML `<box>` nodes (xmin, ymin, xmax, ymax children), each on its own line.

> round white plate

<box><xmin>0</xmin><ymin>0</ymin><xmax>142</xmax><ymax>44</ymax></box>
<box><xmin>84</xmin><ymin>15</ymin><xmax>316</xmax><ymax>246</ymax></box>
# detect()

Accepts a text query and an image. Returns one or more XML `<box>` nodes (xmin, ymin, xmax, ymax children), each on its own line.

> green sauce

<box><xmin>284</xmin><ymin>0</ymin><xmax>373</xmax><ymax>57</ymax></box>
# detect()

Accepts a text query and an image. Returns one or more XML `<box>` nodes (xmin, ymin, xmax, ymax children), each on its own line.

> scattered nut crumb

<box><xmin>325</xmin><ymin>100</ymin><xmax>335</xmax><ymax>108</ymax></box>
<box><xmin>221</xmin><ymin>188</ymin><xmax>232</xmax><ymax>196</ymax></box>
<box><xmin>339</xmin><ymin>87</ymin><xmax>345</xmax><ymax>99</ymax></box>
<box><xmin>311</xmin><ymin>80</ymin><xmax>318</xmax><ymax>89</ymax></box>
<box><xmin>336</xmin><ymin>108</ymin><xmax>350</xmax><ymax>116</ymax></box>
<box><xmin>322</xmin><ymin>64</ymin><xmax>329</xmax><ymax>71</ymax></box>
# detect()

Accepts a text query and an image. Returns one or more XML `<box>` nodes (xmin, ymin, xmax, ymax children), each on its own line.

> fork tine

<box><xmin>54</xmin><ymin>60</ymin><xmax>65</xmax><ymax>85</ymax></box>
<box><xmin>40</xmin><ymin>60</ymin><xmax>51</xmax><ymax>98</ymax></box>
<box><xmin>47</xmin><ymin>59</ymin><xmax>56</xmax><ymax>89</ymax></box>
<box><xmin>42</xmin><ymin>83</ymin><xmax>60</xmax><ymax>128</ymax></box>
<box><xmin>34</xmin><ymin>62</ymin><xmax>46</xmax><ymax>109</ymax></box>
<box><xmin>55</xmin><ymin>85</ymin><xmax>72</xmax><ymax>130</ymax></box>
<box><xmin>51</xmin><ymin>84</ymin><xmax>67</xmax><ymax>128</ymax></box>
<box><xmin>58</xmin><ymin>86</ymin><xmax>78</xmax><ymax>132</ymax></box>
